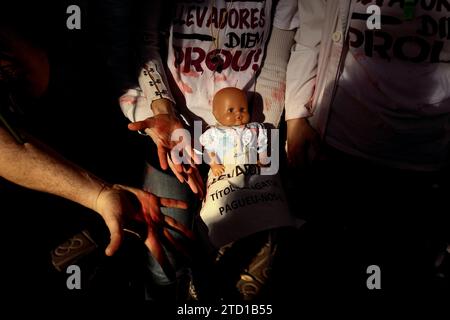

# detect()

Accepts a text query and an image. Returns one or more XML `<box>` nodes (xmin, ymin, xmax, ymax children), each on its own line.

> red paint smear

<box><xmin>182</xmin><ymin>70</ymin><xmax>200</xmax><ymax>78</ymax></box>
<box><xmin>178</xmin><ymin>80</ymin><xmax>193</xmax><ymax>94</ymax></box>
<box><xmin>264</xmin><ymin>97</ymin><xmax>272</xmax><ymax>111</ymax></box>
<box><xmin>271</xmin><ymin>82</ymin><xmax>286</xmax><ymax>103</ymax></box>
<box><xmin>354</xmin><ymin>51</ymin><xmax>365</xmax><ymax>60</ymax></box>
<box><xmin>120</xmin><ymin>95</ymin><xmax>138</xmax><ymax>104</ymax></box>
<box><xmin>214</xmin><ymin>74</ymin><xmax>227</xmax><ymax>82</ymax></box>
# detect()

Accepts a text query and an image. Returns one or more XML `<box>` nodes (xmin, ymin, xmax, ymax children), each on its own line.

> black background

<box><xmin>1</xmin><ymin>0</ymin><xmax>151</xmax><ymax>302</ymax></box>
<box><xmin>1</xmin><ymin>0</ymin><xmax>449</xmax><ymax>313</ymax></box>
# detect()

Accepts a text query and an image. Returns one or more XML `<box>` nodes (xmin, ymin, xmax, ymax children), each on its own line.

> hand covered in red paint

<box><xmin>95</xmin><ymin>184</ymin><xmax>192</xmax><ymax>280</ymax></box>
<box><xmin>128</xmin><ymin>99</ymin><xmax>204</xmax><ymax>198</ymax></box>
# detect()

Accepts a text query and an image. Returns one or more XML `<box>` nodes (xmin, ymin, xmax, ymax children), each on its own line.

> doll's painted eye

<box><xmin>228</xmin><ymin>108</ymin><xmax>234</xmax><ymax>113</ymax></box>
<box><xmin>240</xmin><ymin>107</ymin><xmax>246</xmax><ymax>112</ymax></box>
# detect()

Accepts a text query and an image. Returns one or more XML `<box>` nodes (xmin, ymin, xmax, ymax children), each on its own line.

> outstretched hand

<box><xmin>128</xmin><ymin>113</ymin><xmax>204</xmax><ymax>199</ymax></box>
<box><xmin>94</xmin><ymin>184</ymin><xmax>192</xmax><ymax>279</ymax></box>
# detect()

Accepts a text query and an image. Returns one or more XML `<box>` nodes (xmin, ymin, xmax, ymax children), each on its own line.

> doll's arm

<box><xmin>251</xmin><ymin>123</ymin><xmax>270</xmax><ymax>167</ymax></box>
<box><xmin>208</xmin><ymin>151</ymin><xmax>225</xmax><ymax>176</ymax></box>
<box><xmin>200</xmin><ymin>128</ymin><xmax>225</xmax><ymax>176</ymax></box>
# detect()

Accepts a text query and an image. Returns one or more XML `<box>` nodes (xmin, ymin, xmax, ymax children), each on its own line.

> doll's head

<box><xmin>212</xmin><ymin>87</ymin><xmax>250</xmax><ymax>126</ymax></box>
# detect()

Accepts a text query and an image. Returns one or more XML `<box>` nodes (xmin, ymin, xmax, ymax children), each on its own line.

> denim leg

<box><xmin>141</xmin><ymin>162</ymin><xmax>196</xmax><ymax>299</ymax></box>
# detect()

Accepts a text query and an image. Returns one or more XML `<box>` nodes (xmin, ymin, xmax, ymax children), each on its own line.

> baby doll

<box><xmin>199</xmin><ymin>87</ymin><xmax>268</xmax><ymax>176</ymax></box>
<box><xmin>195</xmin><ymin>87</ymin><xmax>299</xmax><ymax>301</ymax></box>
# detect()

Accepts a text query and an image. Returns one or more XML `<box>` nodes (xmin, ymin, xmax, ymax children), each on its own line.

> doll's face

<box><xmin>212</xmin><ymin>87</ymin><xmax>250</xmax><ymax>126</ymax></box>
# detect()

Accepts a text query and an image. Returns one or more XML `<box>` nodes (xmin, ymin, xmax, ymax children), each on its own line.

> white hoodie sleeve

<box><xmin>119</xmin><ymin>0</ymin><xmax>175</xmax><ymax>123</ymax></box>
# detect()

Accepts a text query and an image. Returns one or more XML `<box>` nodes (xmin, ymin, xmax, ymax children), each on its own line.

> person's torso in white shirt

<box><xmin>167</xmin><ymin>0</ymin><xmax>272</xmax><ymax>126</ymax></box>
<box><xmin>327</xmin><ymin>1</ymin><xmax>450</xmax><ymax>171</ymax></box>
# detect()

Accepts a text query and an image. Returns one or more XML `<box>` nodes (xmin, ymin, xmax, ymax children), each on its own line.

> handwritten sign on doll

<box><xmin>201</xmin><ymin>164</ymin><xmax>294</xmax><ymax>248</ymax></box>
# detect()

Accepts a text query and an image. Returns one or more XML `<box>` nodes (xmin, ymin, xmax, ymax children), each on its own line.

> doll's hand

<box><xmin>257</xmin><ymin>151</ymin><xmax>271</xmax><ymax>167</ymax></box>
<box><xmin>211</xmin><ymin>163</ymin><xmax>225</xmax><ymax>176</ymax></box>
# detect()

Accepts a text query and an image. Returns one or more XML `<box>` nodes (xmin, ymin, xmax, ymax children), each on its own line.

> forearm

<box><xmin>151</xmin><ymin>98</ymin><xmax>176</xmax><ymax>116</ymax></box>
<box><xmin>209</xmin><ymin>153</ymin><xmax>225</xmax><ymax>176</ymax></box>
<box><xmin>287</xmin><ymin>117</ymin><xmax>309</xmax><ymax>133</ymax></box>
<box><xmin>255</xmin><ymin>27</ymin><xmax>295</xmax><ymax>128</ymax></box>
<box><xmin>208</xmin><ymin>152</ymin><xmax>220</xmax><ymax>166</ymax></box>
<box><xmin>119</xmin><ymin>0</ymin><xmax>176</xmax><ymax>123</ymax></box>
<box><xmin>119</xmin><ymin>79</ymin><xmax>177</xmax><ymax>129</ymax></box>
<box><xmin>138</xmin><ymin>0</ymin><xmax>175</xmax><ymax>118</ymax></box>
<box><xmin>285</xmin><ymin>0</ymin><xmax>326</xmax><ymax>121</ymax></box>
<box><xmin>0</xmin><ymin>127</ymin><xmax>106</xmax><ymax>211</ymax></box>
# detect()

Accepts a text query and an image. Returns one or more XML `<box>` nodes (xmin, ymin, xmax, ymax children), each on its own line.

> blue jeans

<box><xmin>141</xmin><ymin>162</ymin><xmax>196</xmax><ymax>299</ymax></box>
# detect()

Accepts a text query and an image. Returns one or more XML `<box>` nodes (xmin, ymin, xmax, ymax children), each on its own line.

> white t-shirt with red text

<box><xmin>327</xmin><ymin>1</ymin><xmax>450</xmax><ymax>171</ymax></box>
<box><xmin>167</xmin><ymin>0</ymin><xmax>273</xmax><ymax>125</ymax></box>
